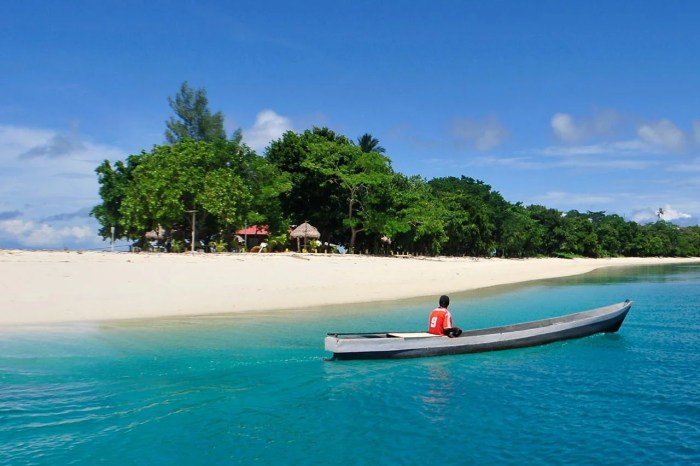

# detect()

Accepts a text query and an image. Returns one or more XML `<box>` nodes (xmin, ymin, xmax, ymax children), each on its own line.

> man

<box><xmin>428</xmin><ymin>295</ymin><xmax>462</xmax><ymax>337</ymax></box>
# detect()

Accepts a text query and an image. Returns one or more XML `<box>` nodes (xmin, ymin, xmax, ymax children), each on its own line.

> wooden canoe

<box><xmin>325</xmin><ymin>300</ymin><xmax>632</xmax><ymax>360</ymax></box>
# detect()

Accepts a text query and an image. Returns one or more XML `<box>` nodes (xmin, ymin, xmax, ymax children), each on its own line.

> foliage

<box><xmin>211</xmin><ymin>239</ymin><xmax>228</xmax><ymax>253</ymax></box>
<box><xmin>91</xmin><ymin>154</ymin><xmax>143</xmax><ymax>240</ymax></box>
<box><xmin>265</xmin><ymin>128</ymin><xmax>345</xmax><ymax>244</ymax></box>
<box><xmin>170</xmin><ymin>238</ymin><xmax>185</xmax><ymax>253</ymax></box>
<box><xmin>165</xmin><ymin>81</ymin><xmax>226</xmax><ymax>143</ymax></box>
<box><xmin>266</xmin><ymin>232</ymin><xmax>290</xmax><ymax>252</ymax></box>
<box><xmin>386</xmin><ymin>174</ymin><xmax>448</xmax><ymax>256</ymax></box>
<box><xmin>266</xmin><ymin>127</ymin><xmax>394</xmax><ymax>250</ymax></box>
<box><xmin>429</xmin><ymin>177</ymin><xmax>498</xmax><ymax>256</ymax></box>
<box><xmin>93</xmin><ymin>84</ymin><xmax>700</xmax><ymax>258</ymax></box>
<box><xmin>500</xmin><ymin>204</ymin><xmax>544</xmax><ymax>257</ymax></box>
<box><xmin>303</xmin><ymin>136</ymin><xmax>394</xmax><ymax>250</ymax></box>
<box><xmin>93</xmin><ymin>139</ymin><xmax>288</xmax><ymax>249</ymax></box>
<box><xmin>356</xmin><ymin>133</ymin><xmax>385</xmax><ymax>154</ymax></box>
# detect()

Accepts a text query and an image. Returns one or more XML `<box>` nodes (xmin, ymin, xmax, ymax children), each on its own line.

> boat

<box><xmin>325</xmin><ymin>300</ymin><xmax>632</xmax><ymax>360</ymax></box>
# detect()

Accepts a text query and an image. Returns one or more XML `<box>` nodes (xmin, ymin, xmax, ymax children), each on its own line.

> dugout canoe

<box><xmin>325</xmin><ymin>300</ymin><xmax>632</xmax><ymax>360</ymax></box>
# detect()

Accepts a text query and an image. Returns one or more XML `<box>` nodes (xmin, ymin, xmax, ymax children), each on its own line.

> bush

<box><xmin>171</xmin><ymin>239</ymin><xmax>185</xmax><ymax>253</ymax></box>
<box><xmin>211</xmin><ymin>240</ymin><xmax>228</xmax><ymax>253</ymax></box>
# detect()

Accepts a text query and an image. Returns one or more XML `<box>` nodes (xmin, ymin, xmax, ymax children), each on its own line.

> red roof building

<box><xmin>236</xmin><ymin>225</ymin><xmax>269</xmax><ymax>236</ymax></box>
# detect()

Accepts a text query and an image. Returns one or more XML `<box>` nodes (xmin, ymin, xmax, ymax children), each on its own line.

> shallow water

<box><xmin>2</xmin><ymin>264</ymin><xmax>700</xmax><ymax>465</ymax></box>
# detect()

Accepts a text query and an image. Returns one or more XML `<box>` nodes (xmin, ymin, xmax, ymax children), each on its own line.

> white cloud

<box><xmin>0</xmin><ymin>125</ymin><xmax>55</xmax><ymax>152</ymax></box>
<box><xmin>631</xmin><ymin>204</ymin><xmax>692</xmax><ymax>224</ymax></box>
<box><xmin>20</xmin><ymin>132</ymin><xmax>86</xmax><ymax>159</ymax></box>
<box><xmin>0</xmin><ymin>217</ymin><xmax>101</xmax><ymax>248</ymax></box>
<box><xmin>538</xmin><ymin>140</ymin><xmax>651</xmax><ymax>157</ymax></box>
<box><xmin>0</xmin><ymin>124</ymin><xmax>125</xmax><ymax>249</ymax></box>
<box><xmin>693</xmin><ymin>120</ymin><xmax>700</xmax><ymax>145</ymax></box>
<box><xmin>534</xmin><ymin>191</ymin><xmax>612</xmax><ymax>206</ymax></box>
<box><xmin>636</xmin><ymin>119</ymin><xmax>686</xmax><ymax>151</ymax></box>
<box><xmin>551</xmin><ymin>113</ymin><xmax>583</xmax><ymax>143</ymax></box>
<box><xmin>467</xmin><ymin>155</ymin><xmax>545</xmax><ymax>169</ymax></box>
<box><xmin>551</xmin><ymin>110</ymin><xmax>621</xmax><ymax>144</ymax></box>
<box><xmin>0</xmin><ymin>125</ymin><xmax>123</xmax><ymax>211</ymax></box>
<box><xmin>243</xmin><ymin>109</ymin><xmax>293</xmax><ymax>152</ymax></box>
<box><xmin>559</xmin><ymin>158</ymin><xmax>653</xmax><ymax>170</ymax></box>
<box><xmin>450</xmin><ymin>115</ymin><xmax>508</xmax><ymax>150</ymax></box>
<box><xmin>670</xmin><ymin>157</ymin><xmax>700</xmax><ymax>172</ymax></box>
<box><xmin>522</xmin><ymin>140</ymin><xmax>655</xmax><ymax>170</ymax></box>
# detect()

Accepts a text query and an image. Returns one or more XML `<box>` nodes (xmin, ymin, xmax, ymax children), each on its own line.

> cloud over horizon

<box><xmin>631</xmin><ymin>204</ymin><xmax>693</xmax><ymax>224</ymax></box>
<box><xmin>0</xmin><ymin>216</ymin><xmax>103</xmax><ymax>249</ymax></box>
<box><xmin>636</xmin><ymin>119</ymin><xmax>687</xmax><ymax>151</ymax></box>
<box><xmin>243</xmin><ymin>110</ymin><xmax>293</xmax><ymax>152</ymax></box>
<box><xmin>450</xmin><ymin>115</ymin><xmax>508</xmax><ymax>151</ymax></box>
<box><xmin>551</xmin><ymin>110</ymin><xmax>621</xmax><ymax>144</ymax></box>
<box><xmin>0</xmin><ymin>124</ymin><xmax>124</xmax><ymax>249</ymax></box>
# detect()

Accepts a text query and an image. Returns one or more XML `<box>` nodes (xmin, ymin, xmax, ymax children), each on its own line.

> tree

<box><xmin>304</xmin><ymin>135</ymin><xmax>394</xmax><ymax>250</ymax></box>
<box><xmin>592</xmin><ymin>213</ymin><xmax>635</xmax><ymax>257</ymax></box>
<box><xmin>386</xmin><ymin>174</ymin><xmax>448</xmax><ymax>255</ymax></box>
<box><xmin>357</xmin><ymin>133</ymin><xmax>385</xmax><ymax>153</ymax></box>
<box><xmin>165</xmin><ymin>81</ymin><xmax>226</xmax><ymax>143</ymax></box>
<box><xmin>656</xmin><ymin>207</ymin><xmax>665</xmax><ymax>221</ymax></box>
<box><xmin>525</xmin><ymin>205</ymin><xmax>566</xmax><ymax>256</ymax></box>
<box><xmin>428</xmin><ymin>177</ymin><xmax>497</xmax><ymax>256</ymax></box>
<box><xmin>500</xmin><ymin>204</ymin><xmax>544</xmax><ymax>257</ymax></box>
<box><xmin>266</xmin><ymin>128</ymin><xmax>347</xmax><ymax>245</ymax></box>
<box><xmin>94</xmin><ymin>139</ymin><xmax>289</xmax><ymax>249</ymax></box>
<box><xmin>91</xmin><ymin>154</ymin><xmax>144</xmax><ymax>241</ymax></box>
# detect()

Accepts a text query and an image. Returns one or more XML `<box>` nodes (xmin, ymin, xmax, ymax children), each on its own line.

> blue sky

<box><xmin>2</xmin><ymin>1</ymin><xmax>699</xmax><ymax>249</ymax></box>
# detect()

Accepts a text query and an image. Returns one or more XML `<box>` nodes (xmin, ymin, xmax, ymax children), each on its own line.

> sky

<box><xmin>2</xmin><ymin>1</ymin><xmax>700</xmax><ymax>250</ymax></box>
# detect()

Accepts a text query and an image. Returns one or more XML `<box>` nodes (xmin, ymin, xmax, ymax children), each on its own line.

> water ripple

<box><xmin>2</xmin><ymin>264</ymin><xmax>700</xmax><ymax>465</ymax></box>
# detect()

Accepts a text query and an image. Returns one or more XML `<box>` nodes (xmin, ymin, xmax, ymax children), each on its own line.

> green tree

<box><xmin>656</xmin><ymin>207</ymin><xmax>665</xmax><ymax>221</ymax></box>
<box><xmin>266</xmin><ymin>128</ymin><xmax>347</xmax><ymax>245</ymax></box>
<box><xmin>304</xmin><ymin>135</ymin><xmax>394</xmax><ymax>250</ymax></box>
<box><xmin>500</xmin><ymin>204</ymin><xmax>544</xmax><ymax>257</ymax></box>
<box><xmin>387</xmin><ymin>174</ymin><xmax>448</xmax><ymax>255</ymax></box>
<box><xmin>357</xmin><ymin>133</ymin><xmax>385</xmax><ymax>153</ymax></box>
<box><xmin>94</xmin><ymin>139</ymin><xmax>288</xmax><ymax>249</ymax></box>
<box><xmin>165</xmin><ymin>81</ymin><xmax>226</xmax><ymax>143</ymax></box>
<box><xmin>91</xmin><ymin>154</ymin><xmax>144</xmax><ymax>241</ymax></box>
<box><xmin>591</xmin><ymin>213</ymin><xmax>634</xmax><ymax>257</ymax></box>
<box><xmin>678</xmin><ymin>226</ymin><xmax>700</xmax><ymax>256</ymax></box>
<box><xmin>558</xmin><ymin>210</ymin><xmax>599</xmax><ymax>257</ymax></box>
<box><xmin>428</xmin><ymin>177</ymin><xmax>497</xmax><ymax>256</ymax></box>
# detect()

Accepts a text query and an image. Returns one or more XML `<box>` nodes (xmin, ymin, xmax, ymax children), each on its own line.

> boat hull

<box><xmin>325</xmin><ymin>301</ymin><xmax>632</xmax><ymax>360</ymax></box>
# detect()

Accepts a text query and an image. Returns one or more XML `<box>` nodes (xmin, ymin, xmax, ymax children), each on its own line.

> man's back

<box><xmin>428</xmin><ymin>307</ymin><xmax>452</xmax><ymax>335</ymax></box>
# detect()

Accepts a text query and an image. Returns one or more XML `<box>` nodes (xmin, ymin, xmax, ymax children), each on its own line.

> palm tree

<box><xmin>357</xmin><ymin>133</ymin><xmax>385</xmax><ymax>153</ymax></box>
<box><xmin>656</xmin><ymin>207</ymin><xmax>665</xmax><ymax>221</ymax></box>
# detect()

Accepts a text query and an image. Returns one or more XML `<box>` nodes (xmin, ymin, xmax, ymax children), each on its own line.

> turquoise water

<box><xmin>2</xmin><ymin>264</ymin><xmax>700</xmax><ymax>465</ymax></box>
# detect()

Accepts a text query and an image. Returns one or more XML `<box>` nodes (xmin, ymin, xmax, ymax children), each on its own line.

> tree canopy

<box><xmin>165</xmin><ymin>81</ymin><xmax>226</xmax><ymax>143</ymax></box>
<box><xmin>92</xmin><ymin>138</ymin><xmax>289</xmax><ymax>250</ymax></box>
<box><xmin>92</xmin><ymin>84</ymin><xmax>700</xmax><ymax>256</ymax></box>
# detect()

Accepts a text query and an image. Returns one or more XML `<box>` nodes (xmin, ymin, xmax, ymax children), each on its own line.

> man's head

<box><xmin>439</xmin><ymin>295</ymin><xmax>449</xmax><ymax>307</ymax></box>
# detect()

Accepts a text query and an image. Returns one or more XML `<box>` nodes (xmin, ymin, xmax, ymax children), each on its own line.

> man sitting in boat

<box><xmin>428</xmin><ymin>295</ymin><xmax>462</xmax><ymax>337</ymax></box>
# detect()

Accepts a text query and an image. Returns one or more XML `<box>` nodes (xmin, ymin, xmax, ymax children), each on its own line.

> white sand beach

<box><xmin>0</xmin><ymin>249</ymin><xmax>697</xmax><ymax>326</ymax></box>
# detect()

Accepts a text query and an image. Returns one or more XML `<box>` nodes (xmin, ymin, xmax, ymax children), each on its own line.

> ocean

<box><xmin>1</xmin><ymin>264</ymin><xmax>699</xmax><ymax>465</ymax></box>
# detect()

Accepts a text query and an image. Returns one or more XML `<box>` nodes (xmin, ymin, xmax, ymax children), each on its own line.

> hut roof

<box><xmin>290</xmin><ymin>222</ymin><xmax>320</xmax><ymax>239</ymax></box>
<box><xmin>237</xmin><ymin>225</ymin><xmax>269</xmax><ymax>236</ymax></box>
<box><xmin>144</xmin><ymin>225</ymin><xmax>165</xmax><ymax>241</ymax></box>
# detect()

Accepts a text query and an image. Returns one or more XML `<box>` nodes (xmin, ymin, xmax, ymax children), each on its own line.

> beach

<box><xmin>0</xmin><ymin>249</ymin><xmax>697</xmax><ymax>326</ymax></box>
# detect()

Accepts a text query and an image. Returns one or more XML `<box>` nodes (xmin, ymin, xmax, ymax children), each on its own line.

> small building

<box><xmin>236</xmin><ymin>225</ymin><xmax>269</xmax><ymax>250</ymax></box>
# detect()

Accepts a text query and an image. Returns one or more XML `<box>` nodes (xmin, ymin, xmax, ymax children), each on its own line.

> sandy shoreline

<box><xmin>1</xmin><ymin>249</ymin><xmax>698</xmax><ymax>326</ymax></box>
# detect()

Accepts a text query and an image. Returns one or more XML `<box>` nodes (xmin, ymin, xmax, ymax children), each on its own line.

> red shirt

<box><xmin>428</xmin><ymin>307</ymin><xmax>453</xmax><ymax>335</ymax></box>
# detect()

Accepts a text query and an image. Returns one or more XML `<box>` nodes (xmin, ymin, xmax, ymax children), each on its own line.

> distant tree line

<box><xmin>91</xmin><ymin>83</ymin><xmax>700</xmax><ymax>257</ymax></box>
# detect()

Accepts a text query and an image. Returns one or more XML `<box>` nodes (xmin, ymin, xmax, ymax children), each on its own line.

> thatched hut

<box><xmin>290</xmin><ymin>222</ymin><xmax>320</xmax><ymax>251</ymax></box>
